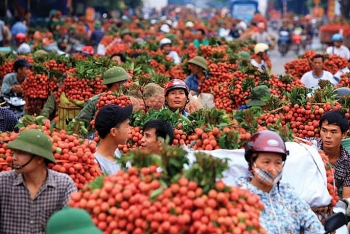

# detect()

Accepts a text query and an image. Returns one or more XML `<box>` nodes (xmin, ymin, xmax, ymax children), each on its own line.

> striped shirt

<box><xmin>0</xmin><ymin>169</ymin><xmax>77</xmax><ymax>234</ymax></box>
<box><xmin>307</xmin><ymin>137</ymin><xmax>350</xmax><ymax>189</ymax></box>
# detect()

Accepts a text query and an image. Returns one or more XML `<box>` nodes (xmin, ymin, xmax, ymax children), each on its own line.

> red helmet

<box><xmin>81</xmin><ymin>46</ymin><xmax>94</xmax><ymax>55</ymax></box>
<box><xmin>15</xmin><ymin>33</ymin><xmax>27</xmax><ymax>43</ymax></box>
<box><xmin>164</xmin><ymin>79</ymin><xmax>189</xmax><ymax>96</ymax></box>
<box><xmin>244</xmin><ymin>130</ymin><xmax>289</xmax><ymax>162</ymax></box>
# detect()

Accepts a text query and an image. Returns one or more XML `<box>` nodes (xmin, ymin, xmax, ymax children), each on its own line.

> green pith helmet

<box><xmin>94</xmin><ymin>20</ymin><xmax>101</xmax><ymax>29</ymax></box>
<box><xmin>120</xmin><ymin>29</ymin><xmax>131</xmax><ymax>37</ymax></box>
<box><xmin>102</xmin><ymin>67</ymin><xmax>131</xmax><ymax>85</ymax></box>
<box><xmin>7</xmin><ymin>129</ymin><xmax>56</xmax><ymax>163</ymax></box>
<box><xmin>46</xmin><ymin>207</ymin><xmax>103</xmax><ymax>234</ymax></box>
<box><xmin>188</xmin><ymin>56</ymin><xmax>208</xmax><ymax>70</ymax></box>
<box><xmin>33</xmin><ymin>50</ymin><xmax>48</xmax><ymax>58</ymax></box>
<box><xmin>238</xmin><ymin>51</ymin><xmax>251</xmax><ymax>60</ymax></box>
<box><xmin>246</xmin><ymin>85</ymin><xmax>271</xmax><ymax>107</ymax></box>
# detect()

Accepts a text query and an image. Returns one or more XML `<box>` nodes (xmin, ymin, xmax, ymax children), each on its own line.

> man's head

<box><xmin>141</xmin><ymin>119</ymin><xmax>174</xmax><ymax>154</ymax></box>
<box><xmin>159</xmin><ymin>38</ymin><xmax>172</xmax><ymax>53</ymax></box>
<box><xmin>95</xmin><ymin>104</ymin><xmax>132</xmax><ymax>145</ymax></box>
<box><xmin>164</xmin><ymin>79</ymin><xmax>189</xmax><ymax>111</ymax></box>
<box><xmin>13</xmin><ymin>59</ymin><xmax>32</xmax><ymax>78</ymax></box>
<box><xmin>120</xmin><ymin>29</ymin><xmax>133</xmax><ymax>43</ymax></box>
<box><xmin>7</xmin><ymin>129</ymin><xmax>56</xmax><ymax>171</ymax></box>
<box><xmin>319</xmin><ymin>110</ymin><xmax>348</xmax><ymax>150</ymax></box>
<box><xmin>103</xmin><ymin>66</ymin><xmax>130</xmax><ymax>91</ymax></box>
<box><xmin>257</xmin><ymin>22</ymin><xmax>265</xmax><ymax>33</ymax></box>
<box><xmin>332</xmin><ymin>33</ymin><xmax>343</xmax><ymax>48</ymax></box>
<box><xmin>311</xmin><ymin>54</ymin><xmax>325</xmax><ymax>72</ymax></box>
<box><xmin>254</xmin><ymin>43</ymin><xmax>269</xmax><ymax>57</ymax></box>
<box><xmin>110</xmin><ymin>53</ymin><xmax>126</xmax><ymax>64</ymax></box>
<box><xmin>188</xmin><ymin>56</ymin><xmax>208</xmax><ymax>75</ymax></box>
<box><xmin>196</xmin><ymin>28</ymin><xmax>206</xmax><ymax>41</ymax></box>
<box><xmin>246</xmin><ymin>85</ymin><xmax>271</xmax><ymax>107</ymax></box>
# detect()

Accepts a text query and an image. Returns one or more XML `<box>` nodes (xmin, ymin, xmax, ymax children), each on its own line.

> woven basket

<box><xmin>57</xmin><ymin>105</ymin><xmax>82</xmax><ymax>130</ymax></box>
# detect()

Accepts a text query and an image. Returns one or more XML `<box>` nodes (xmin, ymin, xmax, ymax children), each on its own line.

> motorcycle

<box><xmin>1</xmin><ymin>96</ymin><xmax>26</xmax><ymax>119</ymax></box>
<box><xmin>292</xmin><ymin>28</ymin><xmax>303</xmax><ymax>55</ymax></box>
<box><xmin>324</xmin><ymin>212</ymin><xmax>348</xmax><ymax>234</ymax></box>
<box><xmin>278</xmin><ymin>30</ymin><xmax>291</xmax><ymax>56</ymax></box>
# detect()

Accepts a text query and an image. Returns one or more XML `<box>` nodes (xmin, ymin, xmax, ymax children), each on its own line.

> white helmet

<box><xmin>254</xmin><ymin>43</ymin><xmax>269</xmax><ymax>54</ymax></box>
<box><xmin>160</xmin><ymin>38</ymin><xmax>172</xmax><ymax>47</ymax></box>
<box><xmin>185</xmin><ymin>21</ymin><xmax>194</xmax><ymax>28</ymax></box>
<box><xmin>160</xmin><ymin>24</ymin><xmax>170</xmax><ymax>33</ymax></box>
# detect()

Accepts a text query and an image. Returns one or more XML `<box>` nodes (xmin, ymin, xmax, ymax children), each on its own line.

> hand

<box><xmin>11</xmin><ymin>85</ymin><xmax>22</xmax><ymax>93</ymax></box>
<box><xmin>42</xmin><ymin>118</ymin><xmax>50</xmax><ymax>125</ymax></box>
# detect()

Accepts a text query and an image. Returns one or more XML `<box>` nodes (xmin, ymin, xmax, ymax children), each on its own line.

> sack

<box><xmin>197</xmin><ymin>93</ymin><xmax>215</xmax><ymax>109</ymax></box>
<box><xmin>60</xmin><ymin>92</ymin><xmax>85</xmax><ymax>107</ymax></box>
<box><xmin>185</xmin><ymin>94</ymin><xmax>202</xmax><ymax>114</ymax></box>
<box><xmin>143</xmin><ymin>83</ymin><xmax>164</xmax><ymax>110</ymax></box>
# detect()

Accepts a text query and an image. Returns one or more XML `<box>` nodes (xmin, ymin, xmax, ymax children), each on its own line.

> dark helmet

<box><xmin>164</xmin><ymin>79</ymin><xmax>189</xmax><ymax>97</ymax></box>
<box><xmin>244</xmin><ymin>130</ymin><xmax>289</xmax><ymax>162</ymax></box>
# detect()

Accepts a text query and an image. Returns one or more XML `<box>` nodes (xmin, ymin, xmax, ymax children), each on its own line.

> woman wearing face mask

<box><xmin>235</xmin><ymin>130</ymin><xmax>324</xmax><ymax>233</ymax></box>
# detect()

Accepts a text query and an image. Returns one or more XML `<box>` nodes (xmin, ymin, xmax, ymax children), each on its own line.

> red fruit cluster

<box><xmin>69</xmin><ymin>166</ymin><xmax>266</xmax><ymax>234</ymax></box>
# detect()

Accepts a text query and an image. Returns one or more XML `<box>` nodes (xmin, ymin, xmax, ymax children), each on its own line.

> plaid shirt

<box><xmin>0</xmin><ymin>169</ymin><xmax>77</xmax><ymax>234</ymax></box>
<box><xmin>307</xmin><ymin>137</ymin><xmax>350</xmax><ymax>188</ymax></box>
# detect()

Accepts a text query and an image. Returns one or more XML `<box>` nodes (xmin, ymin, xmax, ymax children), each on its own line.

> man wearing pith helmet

<box><xmin>0</xmin><ymin>129</ymin><xmax>77</xmax><ymax>233</ymax></box>
<box><xmin>184</xmin><ymin>56</ymin><xmax>208</xmax><ymax>96</ymax></box>
<box><xmin>76</xmin><ymin>66</ymin><xmax>131</xmax><ymax>127</ymax></box>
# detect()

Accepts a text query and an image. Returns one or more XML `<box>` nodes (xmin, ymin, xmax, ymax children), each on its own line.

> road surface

<box><xmin>270</xmin><ymin>32</ymin><xmax>323</xmax><ymax>75</ymax></box>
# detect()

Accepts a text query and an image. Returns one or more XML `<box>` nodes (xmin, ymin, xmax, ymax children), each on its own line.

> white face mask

<box><xmin>253</xmin><ymin>164</ymin><xmax>283</xmax><ymax>187</ymax></box>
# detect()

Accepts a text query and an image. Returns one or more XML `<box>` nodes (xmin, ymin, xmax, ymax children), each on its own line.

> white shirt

<box><xmin>94</xmin><ymin>149</ymin><xmax>121</xmax><ymax>176</ymax></box>
<box><xmin>326</xmin><ymin>45</ymin><xmax>350</xmax><ymax>60</ymax></box>
<box><xmin>168</xmin><ymin>51</ymin><xmax>181</xmax><ymax>64</ymax></box>
<box><xmin>334</xmin><ymin>67</ymin><xmax>350</xmax><ymax>81</ymax></box>
<box><xmin>17</xmin><ymin>43</ymin><xmax>31</xmax><ymax>53</ymax></box>
<box><xmin>251</xmin><ymin>59</ymin><xmax>267</xmax><ymax>72</ymax></box>
<box><xmin>300</xmin><ymin>70</ymin><xmax>338</xmax><ymax>90</ymax></box>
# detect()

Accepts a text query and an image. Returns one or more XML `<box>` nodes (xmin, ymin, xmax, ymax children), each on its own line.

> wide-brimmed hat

<box><xmin>46</xmin><ymin>207</ymin><xmax>102</xmax><ymax>234</ymax></box>
<box><xmin>188</xmin><ymin>56</ymin><xmax>208</xmax><ymax>70</ymax></box>
<box><xmin>102</xmin><ymin>67</ymin><xmax>130</xmax><ymax>85</ymax></box>
<box><xmin>246</xmin><ymin>85</ymin><xmax>271</xmax><ymax>107</ymax></box>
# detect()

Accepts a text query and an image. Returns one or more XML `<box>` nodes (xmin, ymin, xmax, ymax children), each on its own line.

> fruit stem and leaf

<box><xmin>185</xmin><ymin>151</ymin><xmax>229</xmax><ymax>193</ymax></box>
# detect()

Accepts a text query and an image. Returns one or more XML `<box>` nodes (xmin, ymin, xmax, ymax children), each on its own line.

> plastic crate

<box><xmin>57</xmin><ymin>105</ymin><xmax>82</xmax><ymax>130</ymax></box>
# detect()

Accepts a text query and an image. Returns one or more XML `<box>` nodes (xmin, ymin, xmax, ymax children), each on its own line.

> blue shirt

<box><xmin>90</xmin><ymin>29</ymin><xmax>105</xmax><ymax>47</ymax></box>
<box><xmin>11</xmin><ymin>22</ymin><xmax>28</xmax><ymax>36</ymax></box>
<box><xmin>234</xmin><ymin>177</ymin><xmax>324</xmax><ymax>234</ymax></box>
<box><xmin>185</xmin><ymin>74</ymin><xmax>199</xmax><ymax>96</ymax></box>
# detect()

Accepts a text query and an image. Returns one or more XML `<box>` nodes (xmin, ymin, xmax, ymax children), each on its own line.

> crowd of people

<box><xmin>0</xmin><ymin>6</ymin><xmax>350</xmax><ymax>234</ymax></box>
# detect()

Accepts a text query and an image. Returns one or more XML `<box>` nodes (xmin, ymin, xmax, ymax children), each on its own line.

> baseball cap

<box><xmin>95</xmin><ymin>104</ymin><xmax>133</xmax><ymax>138</ymax></box>
<box><xmin>13</xmin><ymin>59</ymin><xmax>32</xmax><ymax>71</ymax></box>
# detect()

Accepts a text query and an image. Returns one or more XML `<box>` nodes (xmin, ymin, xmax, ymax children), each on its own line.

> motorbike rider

<box><xmin>159</xmin><ymin>38</ymin><xmax>181</xmax><ymax>64</ymax></box>
<box><xmin>184</xmin><ymin>56</ymin><xmax>208</xmax><ymax>96</ymax></box>
<box><xmin>251</xmin><ymin>43</ymin><xmax>270</xmax><ymax>73</ymax></box>
<box><xmin>306</xmin><ymin>110</ymin><xmax>350</xmax><ymax>200</ymax></box>
<box><xmin>1</xmin><ymin>129</ymin><xmax>77</xmax><ymax>233</ymax></box>
<box><xmin>277</xmin><ymin>20</ymin><xmax>292</xmax><ymax>48</ymax></box>
<box><xmin>326</xmin><ymin>34</ymin><xmax>350</xmax><ymax>61</ymax></box>
<box><xmin>1</xmin><ymin>58</ymin><xmax>31</xmax><ymax>98</ymax></box>
<box><xmin>234</xmin><ymin>130</ymin><xmax>324</xmax><ymax>233</ymax></box>
<box><xmin>164</xmin><ymin>79</ymin><xmax>190</xmax><ymax>117</ymax></box>
<box><xmin>15</xmin><ymin>33</ymin><xmax>31</xmax><ymax>54</ymax></box>
<box><xmin>251</xmin><ymin>22</ymin><xmax>273</xmax><ymax>46</ymax></box>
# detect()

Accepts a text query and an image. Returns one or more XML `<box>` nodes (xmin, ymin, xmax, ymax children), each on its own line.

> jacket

<box><xmin>234</xmin><ymin>177</ymin><xmax>324</xmax><ymax>234</ymax></box>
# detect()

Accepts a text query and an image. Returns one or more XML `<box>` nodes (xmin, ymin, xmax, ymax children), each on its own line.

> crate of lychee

<box><xmin>0</xmin><ymin>122</ymin><xmax>102</xmax><ymax>189</ymax></box>
<box><xmin>69</xmin><ymin>145</ymin><xmax>267</xmax><ymax>233</ymax></box>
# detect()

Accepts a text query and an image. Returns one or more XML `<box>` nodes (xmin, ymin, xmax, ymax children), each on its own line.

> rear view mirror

<box><xmin>324</xmin><ymin>212</ymin><xmax>347</xmax><ymax>233</ymax></box>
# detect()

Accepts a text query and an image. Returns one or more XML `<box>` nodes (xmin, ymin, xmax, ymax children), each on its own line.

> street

<box><xmin>270</xmin><ymin>31</ymin><xmax>323</xmax><ymax>75</ymax></box>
